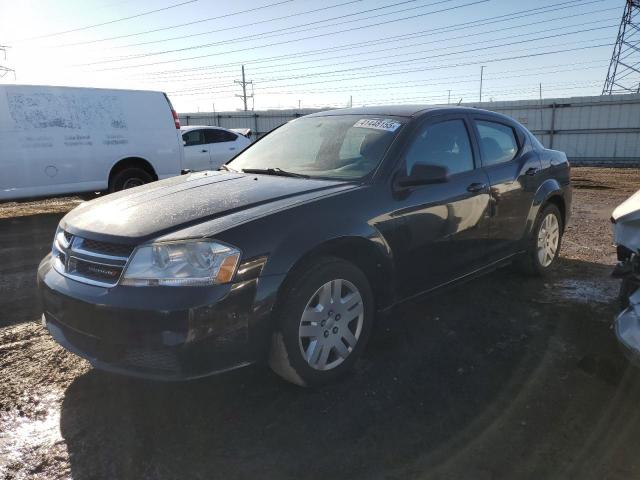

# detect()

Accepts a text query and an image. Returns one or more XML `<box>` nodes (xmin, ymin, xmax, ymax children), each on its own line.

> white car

<box><xmin>0</xmin><ymin>84</ymin><xmax>184</xmax><ymax>201</ymax></box>
<box><xmin>181</xmin><ymin>125</ymin><xmax>251</xmax><ymax>172</ymax></box>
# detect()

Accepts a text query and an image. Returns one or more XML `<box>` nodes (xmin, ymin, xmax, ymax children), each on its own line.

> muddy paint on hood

<box><xmin>613</xmin><ymin>189</ymin><xmax>640</xmax><ymax>252</ymax></box>
<box><xmin>60</xmin><ymin>171</ymin><xmax>349</xmax><ymax>243</ymax></box>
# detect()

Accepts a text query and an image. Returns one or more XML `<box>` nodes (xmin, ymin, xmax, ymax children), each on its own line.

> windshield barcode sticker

<box><xmin>353</xmin><ymin>118</ymin><xmax>401</xmax><ymax>132</ymax></box>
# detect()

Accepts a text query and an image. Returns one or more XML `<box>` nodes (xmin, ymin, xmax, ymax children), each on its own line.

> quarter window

<box><xmin>182</xmin><ymin>130</ymin><xmax>204</xmax><ymax>146</ymax></box>
<box><xmin>405</xmin><ymin>119</ymin><xmax>474</xmax><ymax>176</ymax></box>
<box><xmin>476</xmin><ymin>120</ymin><xmax>519</xmax><ymax>166</ymax></box>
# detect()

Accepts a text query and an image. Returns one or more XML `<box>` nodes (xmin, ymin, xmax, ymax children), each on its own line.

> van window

<box><xmin>476</xmin><ymin>120</ymin><xmax>519</xmax><ymax>166</ymax></box>
<box><xmin>205</xmin><ymin>129</ymin><xmax>237</xmax><ymax>143</ymax></box>
<box><xmin>183</xmin><ymin>130</ymin><xmax>205</xmax><ymax>147</ymax></box>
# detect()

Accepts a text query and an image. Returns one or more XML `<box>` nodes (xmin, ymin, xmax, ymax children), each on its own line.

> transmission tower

<box><xmin>602</xmin><ymin>0</ymin><xmax>640</xmax><ymax>95</ymax></box>
<box><xmin>0</xmin><ymin>45</ymin><xmax>16</xmax><ymax>80</ymax></box>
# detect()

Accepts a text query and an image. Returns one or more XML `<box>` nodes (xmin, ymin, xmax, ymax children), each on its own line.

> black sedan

<box><xmin>38</xmin><ymin>106</ymin><xmax>571</xmax><ymax>387</ymax></box>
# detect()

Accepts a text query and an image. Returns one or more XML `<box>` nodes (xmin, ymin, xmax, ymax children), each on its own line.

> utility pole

<box><xmin>447</xmin><ymin>89</ymin><xmax>451</xmax><ymax>104</ymax></box>
<box><xmin>234</xmin><ymin>65</ymin><xmax>253</xmax><ymax>111</ymax></box>
<box><xmin>479</xmin><ymin>65</ymin><xmax>485</xmax><ymax>102</ymax></box>
<box><xmin>349</xmin><ymin>95</ymin><xmax>353</xmax><ymax>108</ymax></box>
<box><xmin>298</xmin><ymin>99</ymin><xmax>301</xmax><ymax>110</ymax></box>
<box><xmin>603</xmin><ymin>0</ymin><xmax>640</xmax><ymax>94</ymax></box>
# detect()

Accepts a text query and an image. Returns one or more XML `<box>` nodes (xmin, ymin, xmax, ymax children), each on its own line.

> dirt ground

<box><xmin>1</xmin><ymin>167</ymin><xmax>639</xmax><ymax>480</ymax></box>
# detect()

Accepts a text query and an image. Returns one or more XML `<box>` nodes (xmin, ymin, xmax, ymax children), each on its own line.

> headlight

<box><xmin>121</xmin><ymin>241</ymin><xmax>241</xmax><ymax>287</ymax></box>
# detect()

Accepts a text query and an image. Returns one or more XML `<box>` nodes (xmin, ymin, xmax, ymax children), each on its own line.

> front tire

<box><xmin>269</xmin><ymin>257</ymin><xmax>374</xmax><ymax>387</ymax></box>
<box><xmin>518</xmin><ymin>203</ymin><xmax>563</xmax><ymax>276</ymax></box>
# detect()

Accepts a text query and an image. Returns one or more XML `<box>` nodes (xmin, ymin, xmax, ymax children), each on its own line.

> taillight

<box><xmin>171</xmin><ymin>109</ymin><xmax>180</xmax><ymax>129</ymax></box>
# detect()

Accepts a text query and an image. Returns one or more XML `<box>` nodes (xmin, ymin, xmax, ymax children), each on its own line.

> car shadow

<box><xmin>59</xmin><ymin>259</ymin><xmax>632</xmax><ymax>479</ymax></box>
<box><xmin>0</xmin><ymin>212</ymin><xmax>65</xmax><ymax>328</ymax></box>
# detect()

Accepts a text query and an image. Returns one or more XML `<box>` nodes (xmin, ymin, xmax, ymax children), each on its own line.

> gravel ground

<box><xmin>1</xmin><ymin>167</ymin><xmax>639</xmax><ymax>480</ymax></box>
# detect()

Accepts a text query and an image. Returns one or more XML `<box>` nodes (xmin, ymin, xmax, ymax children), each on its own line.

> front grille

<box><xmin>68</xmin><ymin>257</ymin><xmax>124</xmax><ymax>283</ymax></box>
<box><xmin>79</xmin><ymin>238</ymin><xmax>135</xmax><ymax>258</ymax></box>
<box><xmin>52</xmin><ymin>230</ymin><xmax>134</xmax><ymax>287</ymax></box>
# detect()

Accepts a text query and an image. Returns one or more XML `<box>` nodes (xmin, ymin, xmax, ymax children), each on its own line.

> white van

<box><xmin>0</xmin><ymin>84</ymin><xmax>184</xmax><ymax>201</ymax></box>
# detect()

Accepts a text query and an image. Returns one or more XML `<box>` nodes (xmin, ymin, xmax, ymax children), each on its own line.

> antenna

<box><xmin>603</xmin><ymin>0</ymin><xmax>640</xmax><ymax>94</ymax></box>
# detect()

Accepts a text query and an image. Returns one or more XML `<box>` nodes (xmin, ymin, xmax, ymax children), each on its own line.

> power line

<box><xmin>166</xmin><ymin>27</ymin><xmax>615</xmax><ymax>94</ymax></box>
<box><xmin>20</xmin><ymin>0</ymin><xmax>201</xmax><ymax>41</ymax></box>
<box><xmin>81</xmin><ymin>0</ymin><xmax>489</xmax><ymax>67</ymax></box>
<box><xmin>115</xmin><ymin>0</ymin><xmax>408</xmax><ymax>50</ymax></box>
<box><xmin>90</xmin><ymin>0</ymin><xmax>593</xmax><ymax>72</ymax></box>
<box><xmin>168</xmin><ymin>42</ymin><xmax>612</xmax><ymax>98</ymax></box>
<box><xmin>161</xmin><ymin>15</ymin><xmax>616</xmax><ymax>87</ymax></box>
<box><xmin>55</xmin><ymin>0</ymin><xmax>309</xmax><ymax>48</ymax></box>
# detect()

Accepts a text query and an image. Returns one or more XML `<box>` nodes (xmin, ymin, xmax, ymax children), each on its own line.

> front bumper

<box><xmin>38</xmin><ymin>254</ymin><xmax>283</xmax><ymax>380</ymax></box>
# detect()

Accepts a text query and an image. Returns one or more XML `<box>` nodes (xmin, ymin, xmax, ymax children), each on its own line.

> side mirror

<box><xmin>395</xmin><ymin>164</ymin><xmax>449</xmax><ymax>188</ymax></box>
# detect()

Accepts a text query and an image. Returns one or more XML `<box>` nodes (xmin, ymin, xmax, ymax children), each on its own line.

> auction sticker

<box><xmin>353</xmin><ymin>118</ymin><xmax>401</xmax><ymax>132</ymax></box>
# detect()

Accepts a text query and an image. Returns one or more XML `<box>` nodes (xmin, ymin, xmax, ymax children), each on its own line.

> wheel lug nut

<box><xmin>324</xmin><ymin>330</ymin><xmax>329</xmax><ymax>338</ymax></box>
<box><xmin>328</xmin><ymin>310</ymin><xmax>334</xmax><ymax>317</ymax></box>
<box><xmin>321</xmin><ymin>320</ymin><xmax>326</xmax><ymax>327</ymax></box>
<box><xmin>335</xmin><ymin>314</ymin><xmax>341</xmax><ymax>321</ymax></box>
<box><xmin>332</xmin><ymin>327</ymin><xmax>338</xmax><ymax>334</ymax></box>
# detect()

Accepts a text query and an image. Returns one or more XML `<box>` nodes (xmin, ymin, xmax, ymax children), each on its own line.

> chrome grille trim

<box><xmin>52</xmin><ymin>230</ymin><xmax>133</xmax><ymax>288</ymax></box>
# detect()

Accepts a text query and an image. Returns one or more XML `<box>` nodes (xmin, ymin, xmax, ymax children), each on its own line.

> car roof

<box><xmin>305</xmin><ymin>105</ymin><xmax>516</xmax><ymax>122</ymax></box>
<box><xmin>180</xmin><ymin>125</ymin><xmax>227</xmax><ymax>132</ymax></box>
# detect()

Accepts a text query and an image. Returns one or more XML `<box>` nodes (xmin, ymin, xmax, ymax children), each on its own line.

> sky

<box><xmin>0</xmin><ymin>0</ymin><xmax>623</xmax><ymax>112</ymax></box>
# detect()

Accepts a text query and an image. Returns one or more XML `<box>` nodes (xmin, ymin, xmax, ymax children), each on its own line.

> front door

<box><xmin>385</xmin><ymin>115</ymin><xmax>492</xmax><ymax>299</ymax></box>
<box><xmin>182</xmin><ymin>129</ymin><xmax>211</xmax><ymax>171</ymax></box>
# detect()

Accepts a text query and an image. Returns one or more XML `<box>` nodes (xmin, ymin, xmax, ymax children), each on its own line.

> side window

<box><xmin>476</xmin><ymin>120</ymin><xmax>519</xmax><ymax>166</ymax></box>
<box><xmin>405</xmin><ymin>119</ymin><xmax>474</xmax><ymax>176</ymax></box>
<box><xmin>182</xmin><ymin>130</ymin><xmax>204</xmax><ymax>146</ymax></box>
<box><xmin>205</xmin><ymin>129</ymin><xmax>238</xmax><ymax>143</ymax></box>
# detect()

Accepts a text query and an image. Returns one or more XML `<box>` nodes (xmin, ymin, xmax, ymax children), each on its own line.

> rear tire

<box><xmin>518</xmin><ymin>203</ymin><xmax>563</xmax><ymax>276</ymax></box>
<box><xmin>269</xmin><ymin>257</ymin><xmax>374</xmax><ymax>387</ymax></box>
<box><xmin>109</xmin><ymin>167</ymin><xmax>154</xmax><ymax>193</ymax></box>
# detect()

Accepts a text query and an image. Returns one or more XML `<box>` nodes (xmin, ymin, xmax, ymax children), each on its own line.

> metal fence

<box><xmin>179</xmin><ymin>93</ymin><xmax>640</xmax><ymax>166</ymax></box>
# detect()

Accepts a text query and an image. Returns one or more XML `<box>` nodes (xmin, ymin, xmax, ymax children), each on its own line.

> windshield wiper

<box><xmin>218</xmin><ymin>164</ymin><xmax>237</xmax><ymax>172</ymax></box>
<box><xmin>241</xmin><ymin>167</ymin><xmax>309</xmax><ymax>179</ymax></box>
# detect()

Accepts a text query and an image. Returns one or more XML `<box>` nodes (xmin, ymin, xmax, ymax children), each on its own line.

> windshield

<box><xmin>227</xmin><ymin>115</ymin><xmax>405</xmax><ymax>179</ymax></box>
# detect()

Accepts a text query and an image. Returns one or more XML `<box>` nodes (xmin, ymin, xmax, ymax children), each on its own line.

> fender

<box><xmin>262</xmin><ymin>221</ymin><xmax>397</xmax><ymax>312</ymax></box>
<box><xmin>524</xmin><ymin>178</ymin><xmax>565</xmax><ymax>238</ymax></box>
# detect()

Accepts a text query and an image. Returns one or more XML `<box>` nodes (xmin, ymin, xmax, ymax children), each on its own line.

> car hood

<box><xmin>612</xmin><ymin>189</ymin><xmax>640</xmax><ymax>251</ymax></box>
<box><xmin>61</xmin><ymin>171</ymin><xmax>353</xmax><ymax>243</ymax></box>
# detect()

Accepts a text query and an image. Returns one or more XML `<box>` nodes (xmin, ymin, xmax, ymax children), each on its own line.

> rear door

<box><xmin>182</xmin><ymin>129</ymin><xmax>211</xmax><ymax>171</ymax></box>
<box><xmin>206</xmin><ymin>129</ymin><xmax>241</xmax><ymax>168</ymax></box>
<box><xmin>389</xmin><ymin>114</ymin><xmax>492</xmax><ymax>297</ymax></box>
<box><xmin>469</xmin><ymin>115</ymin><xmax>543</xmax><ymax>261</ymax></box>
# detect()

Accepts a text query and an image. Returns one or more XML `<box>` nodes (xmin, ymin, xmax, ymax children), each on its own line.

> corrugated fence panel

<box><xmin>179</xmin><ymin>94</ymin><xmax>640</xmax><ymax>166</ymax></box>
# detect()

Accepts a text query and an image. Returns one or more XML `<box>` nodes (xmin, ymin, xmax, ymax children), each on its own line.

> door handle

<box><xmin>201</xmin><ymin>149</ymin><xmax>208</xmax><ymax>153</ymax></box>
<box><xmin>467</xmin><ymin>182</ymin><xmax>487</xmax><ymax>193</ymax></box>
<box><xmin>525</xmin><ymin>167</ymin><xmax>539</xmax><ymax>176</ymax></box>
<box><xmin>229</xmin><ymin>147</ymin><xmax>236</xmax><ymax>151</ymax></box>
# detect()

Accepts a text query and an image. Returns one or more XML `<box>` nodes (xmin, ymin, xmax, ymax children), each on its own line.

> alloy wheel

<box><xmin>298</xmin><ymin>279</ymin><xmax>364</xmax><ymax>371</ymax></box>
<box><xmin>537</xmin><ymin>212</ymin><xmax>560</xmax><ymax>267</ymax></box>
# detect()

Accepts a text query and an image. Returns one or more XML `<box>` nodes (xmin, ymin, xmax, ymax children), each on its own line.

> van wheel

<box><xmin>109</xmin><ymin>167</ymin><xmax>154</xmax><ymax>192</ymax></box>
<box><xmin>269</xmin><ymin>257</ymin><xmax>374</xmax><ymax>387</ymax></box>
<box><xmin>518</xmin><ymin>203</ymin><xmax>563</xmax><ymax>276</ymax></box>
